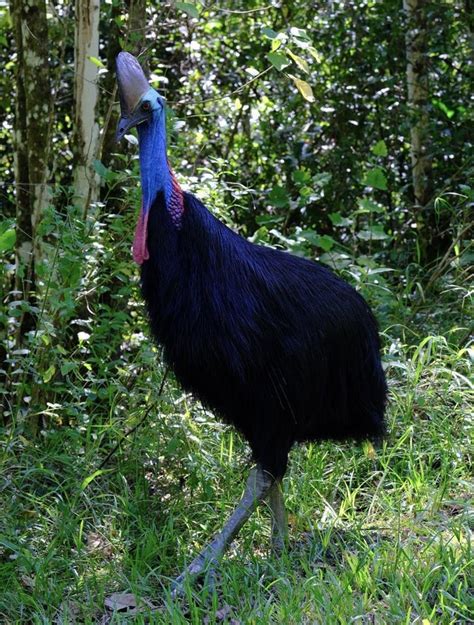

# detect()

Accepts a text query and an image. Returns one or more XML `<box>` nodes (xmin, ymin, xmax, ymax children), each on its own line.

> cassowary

<box><xmin>115</xmin><ymin>52</ymin><xmax>387</xmax><ymax>589</ymax></box>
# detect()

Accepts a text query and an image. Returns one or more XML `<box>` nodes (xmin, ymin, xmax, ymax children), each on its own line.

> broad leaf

<box><xmin>357</xmin><ymin>225</ymin><xmax>390</xmax><ymax>241</ymax></box>
<box><xmin>357</xmin><ymin>198</ymin><xmax>385</xmax><ymax>213</ymax></box>
<box><xmin>312</xmin><ymin>172</ymin><xmax>332</xmax><ymax>187</ymax></box>
<box><xmin>372</xmin><ymin>140</ymin><xmax>388</xmax><ymax>157</ymax></box>
<box><xmin>271</xmin><ymin>38</ymin><xmax>282</xmax><ymax>52</ymax></box>
<box><xmin>93</xmin><ymin>159</ymin><xmax>109</xmax><ymax>179</ymax></box>
<box><xmin>43</xmin><ymin>365</ymin><xmax>56</xmax><ymax>383</ymax></box>
<box><xmin>262</xmin><ymin>27</ymin><xmax>278</xmax><ymax>39</ymax></box>
<box><xmin>308</xmin><ymin>46</ymin><xmax>322</xmax><ymax>62</ymax></box>
<box><xmin>268</xmin><ymin>185</ymin><xmax>290</xmax><ymax>208</ymax></box>
<box><xmin>300</xmin><ymin>230</ymin><xmax>335</xmax><ymax>251</ymax></box>
<box><xmin>255</xmin><ymin>214</ymin><xmax>285</xmax><ymax>226</ymax></box>
<box><xmin>289</xmin><ymin>27</ymin><xmax>311</xmax><ymax>42</ymax></box>
<box><xmin>267</xmin><ymin>52</ymin><xmax>290</xmax><ymax>71</ymax></box>
<box><xmin>362</xmin><ymin>167</ymin><xmax>388</xmax><ymax>190</ymax></box>
<box><xmin>289</xmin><ymin>75</ymin><xmax>315</xmax><ymax>102</ymax></box>
<box><xmin>329</xmin><ymin>212</ymin><xmax>352</xmax><ymax>227</ymax></box>
<box><xmin>0</xmin><ymin>228</ymin><xmax>15</xmax><ymax>252</ymax></box>
<box><xmin>287</xmin><ymin>50</ymin><xmax>309</xmax><ymax>73</ymax></box>
<box><xmin>292</xmin><ymin>169</ymin><xmax>311</xmax><ymax>185</ymax></box>
<box><xmin>175</xmin><ymin>2</ymin><xmax>199</xmax><ymax>18</ymax></box>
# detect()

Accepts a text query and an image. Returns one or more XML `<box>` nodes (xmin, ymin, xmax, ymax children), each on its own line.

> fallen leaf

<box><xmin>105</xmin><ymin>593</ymin><xmax>139</xmax><ymax>612</ymax></box>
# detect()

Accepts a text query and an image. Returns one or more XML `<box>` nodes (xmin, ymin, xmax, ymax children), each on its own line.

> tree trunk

<box><xmin>403</xmin><ymin>0</ymin><xmax>433</xmax><ymax>256</ymax></box>
<box><xmin>9</xmin><ymin>0</ymin><xmax>51</xmax><ymax>342</ymax></box>
<box><xmin>73</xmin><ymin>0</ymin><xmax>100</xmax><ymax>217</ymax></box>
<box><xmin>101</xmin><ymin>0</ymin><xmax>148</xmax><ymax>170</ymax></box>
<box><xmin>97</xmin><ymin>0</ymin><xmax>148</xmax><ymax>318</ymax></box>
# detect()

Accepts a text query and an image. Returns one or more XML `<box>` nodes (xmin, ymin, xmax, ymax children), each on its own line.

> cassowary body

<box><xmin>144</xmin><ymin>190</ymin><xmax>386</xmax><ymax>479</ymax></box>
<box><xmin>116</xmin><ymin>52</ymin><xmax>386</xmax><ymax>589</ymax></box>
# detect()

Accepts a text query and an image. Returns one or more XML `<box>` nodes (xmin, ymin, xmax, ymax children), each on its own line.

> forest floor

<box><xmin>1</xmin><ymin>299</ymin><xmax>472</xmax><ymax>624</ymax></box>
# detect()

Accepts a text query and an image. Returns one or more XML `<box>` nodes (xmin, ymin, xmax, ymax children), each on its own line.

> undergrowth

<box><xmin>1</xmin><ymin>269</ymin><xmax>472</xmax><ymax>623</ymax></box>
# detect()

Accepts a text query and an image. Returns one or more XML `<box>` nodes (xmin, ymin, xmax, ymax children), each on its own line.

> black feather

<box><xmin>141</xmin><ymin>191</ymin><xmax>387</xmax><ymax>478</ymax></box>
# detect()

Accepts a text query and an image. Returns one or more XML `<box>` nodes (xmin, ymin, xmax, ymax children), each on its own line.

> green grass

<box><xmin>1</xmin><ymin>332</ymin><xmax>472</xmax><ymax>624</ymax></box>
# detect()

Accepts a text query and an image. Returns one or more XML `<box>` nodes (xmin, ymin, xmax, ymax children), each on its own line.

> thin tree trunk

<box><xmin>96</xmin><ymin>0</ymin><xmax>148</xmax><ymax>319</ymax></box>
<box><xmin>100</xmin><ymin>1</ymin><xmax>123</xmax><ymax>170</ymax></box>
<box><xmin>101</xmin><ymin>0</ymin><xmax>148</xmax><ymax>170</ymax></box>
<box><xmin>404</xmin><ymin>0</ymin><xmax>433</xmax><ymax>255</ymax></box>
<box><xmin>73</xmin><ymin>0</ymin><xmax>100</xmax><ymax>217</ymax></box>
<box><xmin>9</xmin><ymin>0</ymin><xmax>51</xmax><ymax>342</ymax></box>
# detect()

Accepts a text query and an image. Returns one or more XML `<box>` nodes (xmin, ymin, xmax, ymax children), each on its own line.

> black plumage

<box><xmin>142</xmin><ymin>190</ymin><xmax>387</xmax><ymax>479</ymax></box>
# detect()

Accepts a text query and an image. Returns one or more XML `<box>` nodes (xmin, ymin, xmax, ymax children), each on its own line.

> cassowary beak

<box><xmin>116</xmin><ymin>52</ymin><xmax>150</xmax><ymax>141</ymax></box>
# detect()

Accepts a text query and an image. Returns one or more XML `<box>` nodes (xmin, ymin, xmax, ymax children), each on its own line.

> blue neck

<box><xmin>137</xmin><ymin>106</ymin><xmax>172</xmax><ymax>212</ymax></box>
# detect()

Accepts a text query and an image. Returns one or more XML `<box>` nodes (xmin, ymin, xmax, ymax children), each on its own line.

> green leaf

<box><xmin>255</xmin><ymin>214</ymin><xmax>285</xmax><ymax>227</ymax></box>
<box><xmin>432</xmin><ymin>98</ymin><xmax>455</xmax><ymax>119</ymax></box>
<box><xmin>0</xmin><ymin>228</ymin><xmax>16</xmax><ymax>252</ymax></box>
<box><xmin>81</xmin><ymin>469</ymin><xmax>111</xmax><ymax>491</ymax></box>
<box><xmin>312</xmin><ymin>172</ymin><xmax>332</xmax><ymax>187</ymax></box>
<box><xmin>357</xmin><ymin>198</ymin><xmax>385</xmax><ymax>213</ymax></box>
<box><xmin>362</xmin><ymin>167</ymin><xmax>387</xmax><ymax>191</ymax></box>
<box><xmin>292</xmin><ymin>169</ymin><xmax>311</xmax><ymax>185</ymax></box>
<box><xmin>271</xmin><ymin>38</ymin><xmax>282</xmax><ymax>52</ymax></box>
<box><xmin>329</xmin><ymin>212</ymin><xmax>352</xmax><ymax>227</ymax></box>
<box><xmin>287</xmin><ymin>50</ymin><xmax>309</xmax><ymax>73</ymax></box>
<box><xmin>357</xmin><ymin>225</ymin><xmax>390</xmax><ymax>241</ymax></box>
<box><xmin>268</xmin><ymin>185</ymin><xmax>290</xmax><ymax>208</ymax></box>
<box><xmin>300</xmin><ymin>230</ymin><xmax>335</xmax><ymax>251</ymax></box>
<box><xmin>267</xmin><ymin>52</ymin><xmax>290</xmax><ymax>71</ymax></box>
<box><xmin>60</xmin><ymin>362</ymin><xmax>76</xmax><ymax>375</ymax></box>
<box><xmin>317</xmin><ymin>234</ymin><xmax>335</xmax><ymax>251</ymax></box>
<box><xmin>262</xmin><ymin>27</ymin><xmax>278</xmax><ymax>39</ymax></box>
<box><xmin>299</xmin><ymin>230</ymin><xmax>319</xmax><ymax>246</ymax></box>
<box><xmin>289</xmin><ymin>27</ymin><xmax>311</xmax><ymax>42</ymax></box>
<box><xmin>289</xmin><ymin>75</ymin><xmax>315</xmax><ymax>102</ymax></box>
<box><xmin>372</xmin><ymin>140</ymin><xmax>388</xmax><ymax>157</ymax></box>
<box><xmin>93</xmin><ymin>159</ymin><xmax>109</xmax><ymax>179</ymax></box>
<box><xmin>308</xmin><ymin>46</ymin><xmax>322</xmax><ymax>63</ymax></box>
<box><xmin>87</xmin><ymin>56</ymin><xmax>105</xmax><ymax>69</ymax></box>
<box><xmin>43</xmin><ymin>365</ymin><xmax>56</xmax><ymax>383</ymax></box>
<box><xmin>175</xmin><ymin>2</ymin><xmax>199</xmax><ymax>18</ymax></box>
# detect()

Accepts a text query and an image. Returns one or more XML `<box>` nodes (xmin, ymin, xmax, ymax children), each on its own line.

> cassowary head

<box><xmin>116</xmin><ymin>52</ymin><xmax>181</xmax><ymax>264</ymax></box>
<box><xmin>116</xmin><ymin>51</ymin><xmax>164</xmax><ymax>141</ymax></box>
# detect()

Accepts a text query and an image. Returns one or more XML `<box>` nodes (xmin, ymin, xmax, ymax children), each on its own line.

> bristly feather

<box><xmin>142</xmin><ymin>189</ymin><xmax>387</xmax><ymax>478</ymax></box>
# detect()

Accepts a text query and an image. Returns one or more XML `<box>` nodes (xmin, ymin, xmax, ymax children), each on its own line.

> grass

<box><xmin>1</xmin><ymin>328</ymin><xmax>472</xmax><ymax>623</ymax></box>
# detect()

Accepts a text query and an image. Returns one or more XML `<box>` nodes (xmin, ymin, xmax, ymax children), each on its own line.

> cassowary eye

<box><xmin>141</xmin><ymin>101</ymin><xmax>151</xmax><ymax>112</ymax></box>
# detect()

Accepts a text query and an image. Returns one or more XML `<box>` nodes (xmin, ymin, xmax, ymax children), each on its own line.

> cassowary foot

<box><xmin>171</xmin><ymin>466</ymin><xmax>273</xmax><ymax>597</ymax></box>
<box><xmin>171</xmin><ymin>552</ymin><xmax>218</xmax><ymax>597</ymax></box>
<box><xmin>268</xmin><ymin>480</ymin><xmax>288</xmax><ymax>555</ymax></box>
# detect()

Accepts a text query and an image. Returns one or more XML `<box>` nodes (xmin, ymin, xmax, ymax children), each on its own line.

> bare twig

<box><xmin>98</xmin><ymin>365</ymin><xmax>170</xmax><ymax>469</ymax></box>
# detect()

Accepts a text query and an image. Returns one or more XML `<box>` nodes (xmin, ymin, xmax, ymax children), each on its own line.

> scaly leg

<box><xmin>172</xmin><ymin>465</ymin><xmax>273</xmax><ymax>594</ymax></box>
<box><xmin>268</xmin><ymin>480</ymin><xmax>288</xmax><ymax>553</ymax></box>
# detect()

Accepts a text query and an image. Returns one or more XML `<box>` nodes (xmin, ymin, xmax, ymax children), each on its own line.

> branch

<box><xmin>97</xmin><ymin>365</ymin><xmax>170</xmax><ymax>469</ymax></box>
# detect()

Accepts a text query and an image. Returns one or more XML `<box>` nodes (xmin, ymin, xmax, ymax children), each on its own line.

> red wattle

<box><xmin>133</xmin><ymin>209</ymin><xmax>150</xmax><ymax>265</ymax></box>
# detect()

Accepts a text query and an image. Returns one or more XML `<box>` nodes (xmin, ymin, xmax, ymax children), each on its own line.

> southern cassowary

<box><xmin>115</xmin><ymin>52</ymin><xmax>387</xmax><ymax>589</ymax></box>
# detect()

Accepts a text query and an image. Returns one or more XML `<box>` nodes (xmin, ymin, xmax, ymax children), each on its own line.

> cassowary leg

<box><xmin>172</xmin><ymin>465</ymin><xmax>273</xmax><ymax>593</ymax></box>
<box><xmin>268</xmin><ymin>480</ymin><xmax>288</xmax><ymax>553</ymax></box>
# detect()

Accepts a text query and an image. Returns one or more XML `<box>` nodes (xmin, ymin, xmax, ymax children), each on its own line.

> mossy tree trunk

<box><xmin>9</xmin><ymin>0</ymin><xmax>51</xmax><ymax>343</ymax></box>
<box><xmin>403</xmin><ymin>0</ymin><xmax>434</xmax><ymax>259</ymax></box>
